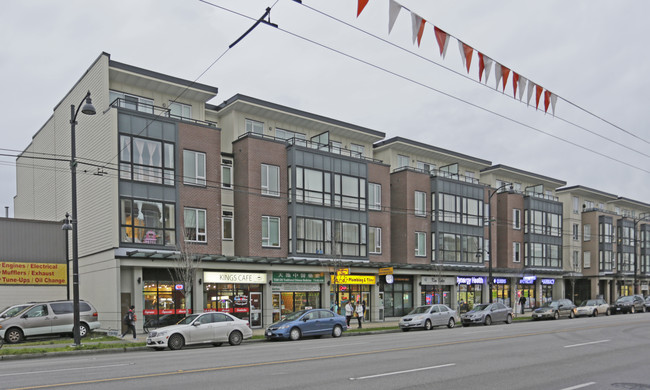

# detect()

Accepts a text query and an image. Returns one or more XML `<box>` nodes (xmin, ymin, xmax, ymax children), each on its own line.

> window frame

<box><xmin>184</xmin><ymin>207</ymin><xmax>207</xmax><ymax>243</ymax></box>
<box><xmin>262</xmin><ymin>216</ymin><xmax>281</xmax><ymax>248</ymax></box>
<box><xmin>183</xmin><ymin>150</ymin><xmax>206</xmax><ymax>186</ymax></box>
<box><xmin>261</xmin><ymin>164</ymin><xmax>281</xmax><ymax>197</ymax></box>
<box><xmin>415</xmin><ymin>191</ymin><xmax>426</xmax><ymax>217</ymax></box>
<box><xmin>368</xmin><ymin>183</ymin><xmax>382</xmax><ymax>211</ymax></box>
<box><xmin>369</xmin><ymin>226</ymin><xmax>382</xmax><ymax>254</ymax></box>
<box><xmin>415</xmin><ymin>231</ymin><xmax>426</xmax><ymax>257</ymax></box>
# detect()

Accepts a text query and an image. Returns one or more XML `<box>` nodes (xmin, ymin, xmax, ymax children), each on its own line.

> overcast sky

<box><xmin>1</xmin><ymin>0</ymin><xmax>649</xmax><ymax>217</ymax></box>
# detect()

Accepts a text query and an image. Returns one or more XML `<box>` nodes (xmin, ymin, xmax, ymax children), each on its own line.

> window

<box><xmin>221</xmin><ymin>159</ymin><xmax>232</xmax><ymax>189</ymax></box>
<box><xmin>295</xmin><ymin>167</ymin><xmax>330</xmax><ymax>206</ymax></box>
<box><xmin>330</xmin><ymin>141</ymin><xmax>342</xmax><ymax>154</ymax></box>
<box><xmin>121</xmin><ymin>198</ymin><xmax>175</xmax><ymax>246</ymax></box>
<box><xmin>599</xmin><ymin>221</ymin><xmax>613</xmax><ymax>244</ymax></box>
<box><xmin>572</xmin><ymin>251</ymin><xmax>581</xmax><ymax>271</ymax></box>
<box><xmin>246</xmin><ymin>119</ymin><xmax>264</xmax><ymax>134</ymax></box>
<box><xmin>415</xmin><ymin>191</ymin><xmax>426</xmax><ymax>216</ymax></box>
<box><xmin>350</xmin><ymin>143</ymin><xmax>364</xmax><ymax>157</ymax></box>
<box><xmin>262</xmin><ymin>216</ymin><xmax>280</xmax><ymax>247</ymax></box>
<box><xmin>584</xmin><ymin>224</ymin><xmax>591</xmax><ymax>241</ymax></box>
<box><xmin>334</xmin><ymin>222</ymin><xmax>367</xmax><ymax>257</ymax></box>
<box><xmin>398</xmin><ymin>155</ymin><xmax>410</xmax><ymax>168</ymax></box>
<box><xmin>184</xmin><ymin>208</ymin><xmax>206</xmax><ymax>242</ymax></box>
<box><xmin>110</xmin><ymin>90</ymin><xmax>153</xmax><ymax>113</ymax></box>
<box><xmin>222</xmin><ymin>213</ymin><xmax>233</xmax><ymax>240</ymax></box>
<box><xmin>513</xmin><ymin>209</ymin><xmax>521</xmax><ymax>230</ymax></box>
<box><xmin>525</xmin><ymin>209</ymin><xmax>562</xmax><ymax>237</ymax></box>
<box><xmin>416</xmin><ymin>161</ymin><xmax>435</xmax><ymax>173</ymax></box>
<box><xmin>572</xmin><ymin>224</ymin><xmax>579</xmax><ymax>240</ymax></box>
<box><xmin>438</xmin><ymin>233</ymin><xmax>482</xmax><ymax>263</ymax></box>
<box><xmin>513</xmin><ymin>242</ymin><xmax>521</xmax><ymax>262</ymax></box>
<box><xmin>261</xmin><ymin>164</ymin><xmax>280</xmax><ymax>197</ymax></box>
<box><xmin>368</xmin><ymin>183</ymin><xmax>381</xmax><ymax>211</ymax></box>
<box><xmin>525</xmin><ymin>243</ymin><xmax>561</xmax><ymax>268</ymax></box>
<box><xmin>169</xmin><ymin>102</ymin><xmax>191</xmax><ymax>119</ymax></box>
<box><xmin>415</xmin><ymin>232</ymin><xmax>426</xmax><ymax>257</ymax></box>
<box><xmin>369</xmin><ymin>227</ymin><xmax>381</xmax><ymax>254</ymax></box>
<box><xmin>334</xmin><ymin>174</ymin><xmax>366</xmax><ymax>210</ymax></box>
<box><xmin>584</xmin><ymin>200</ymin><xmax>594</xmax><ymax>209</ymax></box>
<box><xmin>183</xmin><ymin>150</ymin><xmax>206</xmax><ymax>186</ymax></box>
<box><xmin>436</xmin><ymin>193</ymin><xmax>483</xmax><ymax>226</ymax></box>
<box><xmin>120</xmin><ymin>135</ymin><xmax>174</xmax><ymax>185</ymax></box>
<box><xmin>599</xmin><ymin>250</ymin><xmax>613</xmax><ymax>272</ymax></box>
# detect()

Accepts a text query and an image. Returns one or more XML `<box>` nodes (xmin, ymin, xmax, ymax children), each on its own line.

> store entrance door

<box><xmin>361</xmin><ymin>292</ymin><xmax>370</xmax><ymax>321</ymax></box>
<box><xmin>250</xmin><ymin>292</ymin><xmax>262</xmax><ymax>328</ymax></box>
<box><xmin>272</xmin><ymin>293</ymin><xmax>281</xmax><ymax>322</ymax></box>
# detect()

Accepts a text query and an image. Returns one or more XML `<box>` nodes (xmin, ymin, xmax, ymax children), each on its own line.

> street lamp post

<box><xmin>487</xmin><ymin>183</ymin><xmax>513</xmax><ymax>303</ymax></box>
<box><xmin>65</xmin><ymin>91</ymin><xmax>96</xmax><ymax>346</ymax></box>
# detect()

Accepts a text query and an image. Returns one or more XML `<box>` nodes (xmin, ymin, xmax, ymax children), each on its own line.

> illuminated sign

<box><xmin>337</xmin><ymin>268</ymin><xmax>349</xmax><ymax>275</ymax></box>
<box><xmin>541</xmin><ymin>279</ymin><xmax>555</xmax><ymax>285</ymax></box>
<box><xmin>0</xmin><ymin>261</ymin><xmax>67</xmax><ymax>285</ymax></box>
<box><xmin>385</xmin><ymin>274</ymin><xmax>394</xmax><ymax>284</ymax></box>
<box><xmin>175</xmin><ymin>284</ymin><xmax>184</xmax><ymax>290</ymax></box>
<box><xmin>272</xmin><ymin>272</ymin><xmax>324</xmax><ymax>283</ymax></box>
<box><xmin>519</xmin><ymin>276</ymin><xmax>537</xmax><ymax>285</ymax></box>
<box><xmin>493</xmin><ymin>278</ymin><xmax>508</xmax><ymax>285</ymax></box>
<box><xmin>203</xmin><ymin>272</ymin><xmax>267</xmax><ymax>284</ymax></box>
<box><xmin>456</xmin><ymin>276</ymin><xmax>485</xmax><ymax>285</ymax></box>
<box><xmin>331</xmin><ymin>275</ymin><xmax>376</xmax><ymax>285</ymax></box>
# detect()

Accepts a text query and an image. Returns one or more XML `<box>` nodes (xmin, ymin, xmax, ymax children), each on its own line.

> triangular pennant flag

<box><xmin>411</xmin><ymin>12</ymin><xmax>423</xmax><ymax>45</ymax></box>
<box><xmin>544</xmin><ymin>90</ymin><xmax>552</xmax><ymax>113</ymax></box>
<box><xmin>526</xmin><ymin>80</ymin><xmax>535</xmax><ymax>106</ymax></box>
<box><xmin>501</xmin><ymin>66</ymin><xmax>510</xmax><ymax>92</ymax></box>
<box><xmin>550</xmin><ymin>92</ymin><xmax>558</xmax><ymax>115</ymax></box>
<box><xmin>459</xmin><ymin>42</ymin><xmax>473</xmax><ymax>73</ymax></box>
<box><xmin>478</xmin><ymin>53</ymin><xmax>485</xmax><ymax>82</ymax></box>
<box><xmin>388</xmin><ymin>0</ymin><xmax>401</xmax><ymax>34</ymax></box>
<box><xmin>535</xmin><ymin>85</ymin><xmax>543</xmax><ymax>109</ymax></box>
<box><xmin>518</xmin><ymin>76</ymin><xmax>527</xmax><ymax>101</ymax></box>
<box><xmin>494</xmin><ymin>62</ymin><xmax>503</xmax><ymax>90</ymax></box>
<box><xmin>417</xmin><ymin>18</ymin><xmax>426</xmax><ymax>46</ymax></box>
<box><xmin>434</xmin><ymin>27</ymin><xmax>449</xmax><ymax>58</ymax></box>
<box><xmin>357</xmin><ymin>0</ymin><xmax>370</xmax><ymax>17</ymax></box>
<box><xmin>512</xmin><ymin>72</ymin><xmax>519</xmax><ymax>98</ymax></box>
<box><xmin>483</xmin><ymin>56</ymin><xmax>493</xmax><ymax>84</ymax></box>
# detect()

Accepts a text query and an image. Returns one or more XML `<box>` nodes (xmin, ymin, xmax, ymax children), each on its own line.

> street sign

<box><xmin>378</xmin><ymin>267</ymin><xmax>393</xmax><ymax>275</ymax></box>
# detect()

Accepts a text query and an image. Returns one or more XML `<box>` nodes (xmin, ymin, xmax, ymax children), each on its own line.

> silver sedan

<box><xmin>460</xmin><ymin>302</ymin><xmax>513</xmax><ymax>326</ymax></box>
<box><xmin>399</xmin><ymin>304</ymin><xmax>459</xmax><ymax>331</ymax></box>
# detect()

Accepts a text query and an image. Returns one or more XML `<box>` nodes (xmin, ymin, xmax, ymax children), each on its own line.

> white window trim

<box><xmin>221</xmin><ymin>165</ymin><xmax>232</xmax><ymax>189</ymax></box>
<box><xmin>513</xmin><ymin>209</ymin><xmax>521</xmax><ymax>230</ymax></box>
<box><xmin>369</xmin><ymin>227</ymin><xmax>382</xmax><ymax>254</ymax></box>
<box><xmin>261</xmin><ymin>164</ymin><xmax>280</xmax><ymax>197</ymax></box>
<box><xmin>415</xmin><ymin>231</ymin><xmax>426</xmax><ymax>257</ymax></box>
<box><xmin>415</xmin><ymin>191</ymin><xmax>426</xmax><ymax>217</ymax></box>
<box><xmin>183</xmin><ymin>150</ymin><xmax>206</xmax><ymax>186</ymax></box>
<box><xmin>369</xmin><ymin>183</ymin><xmax>381</xmax><ymax>211</ymax></box>
<box><xmin>222</xmin><ymin>216</ymin><xmax>233</xmax><ymax>240</ymax></box>
<box><xmin>184</xmin><ymin>208</ymin><xmax>207</xmax><ymax>243</ymax></box>
<box><xmin>262</xmin><ymin>216</ymin><xmax>280</xmax><ymax>248</ymax></box>
<box><xmin>513</xmin><ymin>242</ymin><xmax>521</xmax><ymax>263</ymax></box>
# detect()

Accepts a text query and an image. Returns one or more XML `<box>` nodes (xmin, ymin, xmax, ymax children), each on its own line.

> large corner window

<box><xmin>262</xmin><ymin>216</ymin><xmax>280</xmax><ymax>248</ymax></box>
<box><xmin>295</xmin><ymin>167</ymin><xmax>330</xmax><ymax>206</ymax></box>
<box><xmin>120</xmin><ymin>135</ymin><xmax>174</xmax><ymax>185</ymax></box>
<box><xmin>120</xmin><ymin>199</ymin><xmax>175</xmax><ymax>246</ymax></box>
<box><xmin>246</xmin><ymin>119</ymin><xmax>264</xmax><ymax>134</ymax></box>
<box><xmin>261</xmin><ymin>164</ymin><xmax>280</xmax><ymax>197</ymax></box>
<box><xmin>183</xmin><ymin>150</ymin><xmax>206</xmax><ymax>186</ymax></box>
<box><xmin>184</xmin><ymin>208</ymin><xmax>207</xmax><ymax>242</ymax></box>
<box><xmin>525</xmin><ymin>243</ymin><xmax>561</xmax><ymax>268</ymax></box>
<box><xmin>438</xmin><ymin>233</ymin><xmax>482</xmax><ymax>263</ymax></box>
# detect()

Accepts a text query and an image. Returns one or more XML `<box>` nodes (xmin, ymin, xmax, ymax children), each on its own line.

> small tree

<box><xmin>168</xmin><ymin>239</ymin><xmax>202</xmax><ymax>314</ymax></box>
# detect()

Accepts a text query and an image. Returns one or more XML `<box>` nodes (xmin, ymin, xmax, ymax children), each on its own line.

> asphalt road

<box><xmin>2</xmin><ymin>314</ymin><xmax>650</xmax><ymax>390</ymax></box>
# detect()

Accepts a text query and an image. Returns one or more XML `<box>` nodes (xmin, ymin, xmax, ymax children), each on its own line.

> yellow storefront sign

<box><xmin>337</xmin><ymin>268</ymin><xmax>349</xmax><ymax>275</ymax></box>
<box><xmin>331</xmin><ymin>274</ymin><xmax>376</xmax><ymax>285</ymax></box>
<box><xmin>378</xmin><ymin>267</ymin><xmax>393</xmax><ymax>275</ymax></box>
<box><xmin>0</xmin><ymin>261</ymin><xmax>67</xmax><ymax>285</ymax></box>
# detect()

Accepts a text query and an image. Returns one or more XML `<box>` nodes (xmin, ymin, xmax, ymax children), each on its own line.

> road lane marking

<box><xmin>349</xmin><ymin>363</ymin><xmax>455</xmax><ymax>380</ymax></box>
<box><xmin>564</xmin><ymin>340</ymin><xmax>609</xmax><ymax>348</ymax></box>
<box><xmin>559</xmin><ymin>382</ymin><xmax>596</xmax><ymax>390</ymax></box>
<box><xmin>0</xmin><ymin>363</ymin><xmax>134</xmax><ymax>377</ymax></box>
<box><xmin>304</xmin><ymin>342</ymin><xmax>365</xmax><ymax>349</ymax></box>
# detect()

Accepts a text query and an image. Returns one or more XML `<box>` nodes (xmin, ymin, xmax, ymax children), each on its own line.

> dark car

<box><xmin>613</xmin><ymin>295</ymin><xmax>646</xmax><ymax>314</ymax></box>
<box><xmin>532</xmin><ymin>299</ymin><xmax>576</xmax><ymax>320</ymax></box>
<box><xmin>265</xmin><ymin>309</ymin><xmax>347</xmax><ymax>341</ymax></box>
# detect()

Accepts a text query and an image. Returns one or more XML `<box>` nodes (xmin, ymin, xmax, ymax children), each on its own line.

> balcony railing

<box><xmin>393</xmin><ymin>166</ymin><xmax>480</xmax><ymax>184</ymax></box>
<box><xmin>110</xmin><ymin>98</ymin><xmax>217</xmax><ymax>127</ymax></box>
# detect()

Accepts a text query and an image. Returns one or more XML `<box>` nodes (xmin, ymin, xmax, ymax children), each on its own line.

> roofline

<box><xmin>109</xmin><ymin>60</ymin><xmax>219</xmax><ymax>95</ymax></box>
<box><xmin>213</xmin><ymin>94</ymin><xmax>386</xmax><ymax>139</ymax></box>
<box><xmin>481</xmin><ymin>164</ymin><xmax>566</xmax><ymax>186</ymax></box>
<box><xmin>373</xmin><ymin>136</ymin><xmax>492</xmax><ymax>166</ymax></box>
<box><xmin>556</xmin><ymin>185</ymin><xmax>618</xmax><ymax>199</ymax></box>
<box><xmin>615</xmin><ymin>197</ymin><xmax>650</xmax><ymax>209</ymax></box>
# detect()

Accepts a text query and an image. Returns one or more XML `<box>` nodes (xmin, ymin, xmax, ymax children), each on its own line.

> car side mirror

<box><xmin>0</xmin><ymin>314</ymin><xmax>5</xmax><ymax>319</ymax></box>
<box><xmin>21</xmin><ymin>313</ymin><xmax>28</xmax><ymax>319</ymax></box>
<box><xmin>193</xmin><ymin>322</ymin><xmax>201</xmax><ymax>327</ymax></box>
<box><xmin>303</xmin><ymin>317</ymin><xmax>309</xmax><ymax>322</ymax></box>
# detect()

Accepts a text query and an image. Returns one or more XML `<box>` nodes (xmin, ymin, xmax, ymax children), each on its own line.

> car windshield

<box><xmin>1</xmin><ymin>306</ymin><xmax>28</xmax><ymax>318</ymax></box>
<box><xmin>579</xmin><ymin>300</ymin><xmax>594</xmax><ymax>307</ymax></box>
<box><xmin>541</xmin><ymin>302</ymin><xmax>559</xmax><ymax>308</ymax></box>
<box><xmin>470</xmin><ymin>304</ymin><xmax>490</xmax><ymax>312</ymax></box>
<box><xmin>408</xmin><ymin>306</ymin><xmax>431</xmax><ymax>315</ymax></box>
<box><xmin>617</xmin><ymin>296</ymin><xmax>633</xmax><ymax>302</ymax></box>
<box><xmin>177</xmin><ymin>314</ymin><xmax>200</xmax><ymax>325</ymax></box>
<box><xmin>283</xmin><ymin>310</ymin><xmax>308</xmax><ymax>321</ymax></box>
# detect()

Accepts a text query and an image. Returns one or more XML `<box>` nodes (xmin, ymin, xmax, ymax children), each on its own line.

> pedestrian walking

<box><xmin>519</xmin><ymin>296</ymin><xmax>526</xmax><ymax>315</ymax></box>
<box><xmin>345</xmin><ymin>300</ymin><xmax>354</xmax><ymax>326</ymax></box>
<box><xmin>355</xmin><ymin>301</ymin><xmax>364</xmax><ymax>328</ymax></box>
<box><xmin>361</xmin><ymin>300</ymin><xmax>366</xmax><ymax>321</ymax></box>
<box><xmin>122</xmin><ymin>305</ymin><xmax>137</xmax><ymax>339</ymax></box>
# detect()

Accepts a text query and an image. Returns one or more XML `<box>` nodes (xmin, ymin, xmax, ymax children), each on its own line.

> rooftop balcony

<box><xmin>110</xmin><ymin>98</ymin><xmax>217</xmax><ymax>127</ymax></box>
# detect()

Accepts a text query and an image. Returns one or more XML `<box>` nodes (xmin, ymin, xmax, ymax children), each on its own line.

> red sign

<box><xmin>218</xmin><ymin>307</ymin><xmax>234</xmax><ymax>313</ymax></box>
<box><xmin>160</xmin><ymin>309</ymin><xmax>174</xmax><ymax>315</ymax></box>
<box><xmin>143</xmin><ymin>309</ymin><xmax>157</xmax><ymax>315</ymax></box>
<box><xmin>234</xmin><ymin>307</ymin><xmax>249</xmax><ymax>313</ymax></box>
<box><xmin>204</xmin><ymin>308</ymin><xmax>216</xmax><ymax>312</ymax></box>
<box><xmin>176</xmin><ymin>309</ymin><xmax>192</xmax><ymax>314</ymax></box>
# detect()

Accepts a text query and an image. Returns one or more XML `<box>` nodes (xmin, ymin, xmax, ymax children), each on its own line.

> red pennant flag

<box><xmin>512</xmin><ymin>72</ymin><xmax>519</xmax><ymax>98</ymax></box>
<box><xmin>417</xmin><ymin>18</ymin><xmax>426</xmax><ymax>46</ymax></box>
<box><xmin>535</xmin><ymin>85</ymin><xmax>543</xmax><ymax>109</ymax></box>
<box><xmin>478</xmin><ymin>53</ymin><xmax>486</xmax><ymax>82</ymax></box>
<box><xmin>461</xmin><ymin>43</ymin><xmax>473</xmax><ymax>73</ymax></box>
<box><xmin>357</xmin><ymin>0</ymin><xmax>370</xmax><ymax>17</ymax></box>
<box><xmin>501</xmin><ymin>66</ymin><xmax>510</xmax><ymax>91</ymax></box>
<box><xmin>544</xmin><ymin>90</ymin><xmax>552</xmax><ymax>113</ymax></box>
<box><xmin>434</xmin><ymin>27</ymin><xmax>449</xmax><ymax>58</ymax></box>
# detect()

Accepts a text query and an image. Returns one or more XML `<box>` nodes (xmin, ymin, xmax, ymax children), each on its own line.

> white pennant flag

<box><xmin>518</xmin><ymin>76</ymin><xmax>527</xmax><ymax>101</ymax></box>
<box><xmin>458</xmin><ymin>40</ymin><xmax>467</xmax><ymax>70</ymax></box>
<box><xmin>526</xmin><ymin>79</ymin><xmax>535</xmax><ymax>106</ymax></box>
<box><xmin>388</xmin><ymin>0</ymin><xmax>401</xmax><ymax>34</ymax></box>
<box><xmin>550</xmin><ymin>92</ymin><xmax>558</xmax><ymax>115</ymax></box>
<box><xmin>494</xmin><ymin>63</ymin><xmax>503</xmax><ymax>90</ymax></box>
<box><xmin>411</xmin><ymin>12</ymin><xmax>423</xmax><ymax>45</ymax></box>
<box><xmin>483</xmin><ymin>56</ymin><xmax>493</xmax><ymax>84</ymax></box>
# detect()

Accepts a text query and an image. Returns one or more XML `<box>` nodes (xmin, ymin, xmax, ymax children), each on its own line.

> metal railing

<box><xmin>110</xmin><ymin>98</ymin><xmax>217</xmax><ymax>127</ymax></box>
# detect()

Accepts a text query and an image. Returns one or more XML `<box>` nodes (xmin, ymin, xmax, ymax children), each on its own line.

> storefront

<box><xmin>421</xmin><ymin>276</ymin><xmax>453</xmax><ymax>306</ymax></box>
<box><xmin>330</xmin><ymin>274</ymin><xmax>375</xmax><ymax>320</ymax></box>
<box><xmin>203</xmin><ymin>271</ymin><xmax>266</xmax><ymax>328</ymax></box>
<box><xmin>380</xmin><ymin>275</ymin><xmax>413</xmax><ymax>318</ymax></box>
<box><xmin>142</xmin><ymin>269</ymin><xmax>191</xmax><ymax>330</ymax></box>
<box><xmin>540</xmin><ymin>278</ymin><xmax>555</xmax><ymax>304</ymax></box>
<box><xmin>271</xmin><ymin>271</ymin><xmax>324</xmax><ymax>322</ymax></box>
<box><xmin>517</xmin><ymin>276</ymin><xmax>537</xmax><ymax>309</ymax></box>
<box><xmin>457</xmin><ymin>276</ymin><xmax>484</xmax><ymax>313</ymax></box>
<box><xmin>492</xmin><ymin>278</ymin><xmax>511</xmax><ymax>307</ymax></box>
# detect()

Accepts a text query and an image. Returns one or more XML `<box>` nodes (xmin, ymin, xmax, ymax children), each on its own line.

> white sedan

<box><xmin>146</xmin><ymin>312</ymin><xmax>252</xmax><ymax>351</ymax></box>
<box><xmin>575</xmin><ymin>299</ymin><xmax>610</xmax><ymax>317</ymax></box>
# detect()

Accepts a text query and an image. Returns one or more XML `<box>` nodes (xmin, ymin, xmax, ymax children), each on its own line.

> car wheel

<box><xmin>212</xmin><ymin>342</ymin><xmax>223</xmax><ymax>347</ymax></box>
<box><xmin>553</xmin><ymin>311</ymin><xmax>560</xmax><ymax>320</ymax></box>
<box><xmin>5</xmin><ymin>328</ymin><xmax>23</xmax><ymax>344</ymax></box>
<box><xmin>606</xmin><ymin>308</ymin><xmax>610</xmax><ymax>316</ymax></box>
<box><xmin>484</xmin><ymin>316</ymin><xmax>492</xmax><ymax>326</ymax></box>
<box><xmin>401</xmin><ymin>328</ymin><xmax>409</xmax><ymax>332</ymax></box>
<box><xmin>332</xmin><ymin>325</ymin><xmax>343</xmax><ymax>338</ymax></box>
<box><xmin>630</xmin><ymin>307</ymin><xmax>635</xmax><ymax>314</ymax></box>
<box><xmin>168</xmin><ymin>334</ymin><xmax>185</xmax><ymax>350</ymax></box>
<box><xmin>593</xmin><ymin>310</ymin><xmax>598</xmax><ymax>317</ymax></box>
<box><xmin>569</xmin><ymin>311</ymin><xmax>575</xmax><ymax>319</ymax></box>
<box><xmin>424</xmin><ymin>320</ymin><xmax>432</xmax><ymax>331</ymax></box>
<box><xmin>289</xmin><ymin>327</ymin><xmax>302</xmax><ymax>341</ymax></box>
<box><xmin>228</xmin><ymin>331</ymin><xmax>243</xmax><ymax>346</ymax></box>
<box><xmin>79</xmin><ymin>323</ymin><xmax>90</xmax><ymax>338</ymax></box>
<box><xmin>505</xmin><ymin>314</ymin><xmax>512</xmax><ymax>324</ymax></box>
<box><xmin>154</xmin><ymin>347</ymin><xmax>165</xmax><ymax>351</ymax></box>
<box><xmin>448</xmin><ymin>318</ymin><xmax>456</xmax><ymax>328</ymax></box>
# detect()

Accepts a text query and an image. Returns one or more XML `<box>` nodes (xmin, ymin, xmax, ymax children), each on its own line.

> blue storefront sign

<box><xmin>541</xmin><ymin>279</ymin><xmax>555</xmax><ymax>285</ymax></box>
<box><xmin>519</xmin><ymin>276</ymin><xmax>537</xmax><ymax>285</ymax></box>
<box><xmin>457</xmin><ymin>276</ymin><xmax>485</xmax><ymax>285</ymax></box>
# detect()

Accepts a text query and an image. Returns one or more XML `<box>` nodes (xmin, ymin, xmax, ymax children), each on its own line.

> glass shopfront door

<box><xmin>250</xmin><ymin>292</ymin><xmax>262</xmax><ymax>327</ymax></box>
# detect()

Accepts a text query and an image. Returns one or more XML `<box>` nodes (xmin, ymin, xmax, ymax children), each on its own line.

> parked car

<box><xmin>265</xmin><ymin>309</ymin><xmax>347</xmax><ymax>341</ymax></box>
<box><xmin>613</xmin><ymin>295</ymin><xmax>646</xmax><ymax>314</ymax></box>
<box><xmin>146</xmin><ymin>312</ymin><xmax>252</xmax><ymax>351</ymax></box>
<box><xmin>532</xmin><ymin>299</ymin><xmax>576</xmax><ymax>320</ymax></box>
<box><xmin>0</xmin><ymin>300</ymin><xmax>100</xmax><ymax>344</ymax></box>
<box><xmin>143</xmin><ymin>314</ymin><xmax>185</xmax><ymax>333</ymax></box>
<box><xmin>460</xmin><ymin>303</ymin><xmax>513</xmax><ymax>326</ymax></box>
<box><xmin>645</xmin><ymin>296</ymin><xmax>650</xmax><ymax>311</ymax></box>
<box><xmin>0</xmin><ymin>304</ymin><xmax>31</xmax><ymax>320</ymax></box>
<box><xmin>399</xmin><ymin>304</ymin><xmax>459</xmax><ymax>331</ymax></box>
<box><xmin>575</xmin><ymin>299</ymin><xmax>610</xmax><ymax>317</ymax></box>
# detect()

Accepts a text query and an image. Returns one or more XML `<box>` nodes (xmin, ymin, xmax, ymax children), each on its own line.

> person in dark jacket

<box><xmin>518</xmin><ymin>296</ymin><xmax>526</xmax><ymax>314</ymax></box>
<box><xmin>122</xmin><ymin>305</ymin><xmax>137</xmax><ymax>339</ymax></box>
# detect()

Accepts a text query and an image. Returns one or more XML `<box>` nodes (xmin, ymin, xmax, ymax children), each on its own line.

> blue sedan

<box><xmin>265</xmin><ymin>309</ymin><xmax>347</xmax><ymax>341</ymax></box>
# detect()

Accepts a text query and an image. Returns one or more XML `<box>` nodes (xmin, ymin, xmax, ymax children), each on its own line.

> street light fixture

<box><xmin>487</xmin><ymin>183</ymin><xmax>513</xmax><ymax>303</ymax></box>
<box><xmin>65</xmin><ymin>91</ymin><xmax>96</xmax><ymax>346</ymax></box>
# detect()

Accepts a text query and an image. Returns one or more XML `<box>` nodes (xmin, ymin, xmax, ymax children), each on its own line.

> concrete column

<box><xmin>414</xmin><ymin>276</ymin><xmax>422</xmax><ymax>307</ymax></box>
<box><xmin>193</xmin><ymin>268</ymin><xmax>203</xmax><ymax>313</ymax></box>
<box><xmin>263</xmin><ymin>271</ymin><xmax>273</xmax><ymax>328</ymax></box>
<box><xmin>372</xmin><ymin>283</ymin><xmax>382</xmax><ymax>321</ymax></box>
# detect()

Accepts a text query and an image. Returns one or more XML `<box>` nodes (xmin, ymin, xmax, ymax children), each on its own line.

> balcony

<box><xmin>110</xmin><ymin>98</ymin><xmax>217</xmax><ymax>127</ymax></box>
<box><xmin>392</xmin><ymin>166</ymin><xmax>480</xmax><ymax>184</ymax></box>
